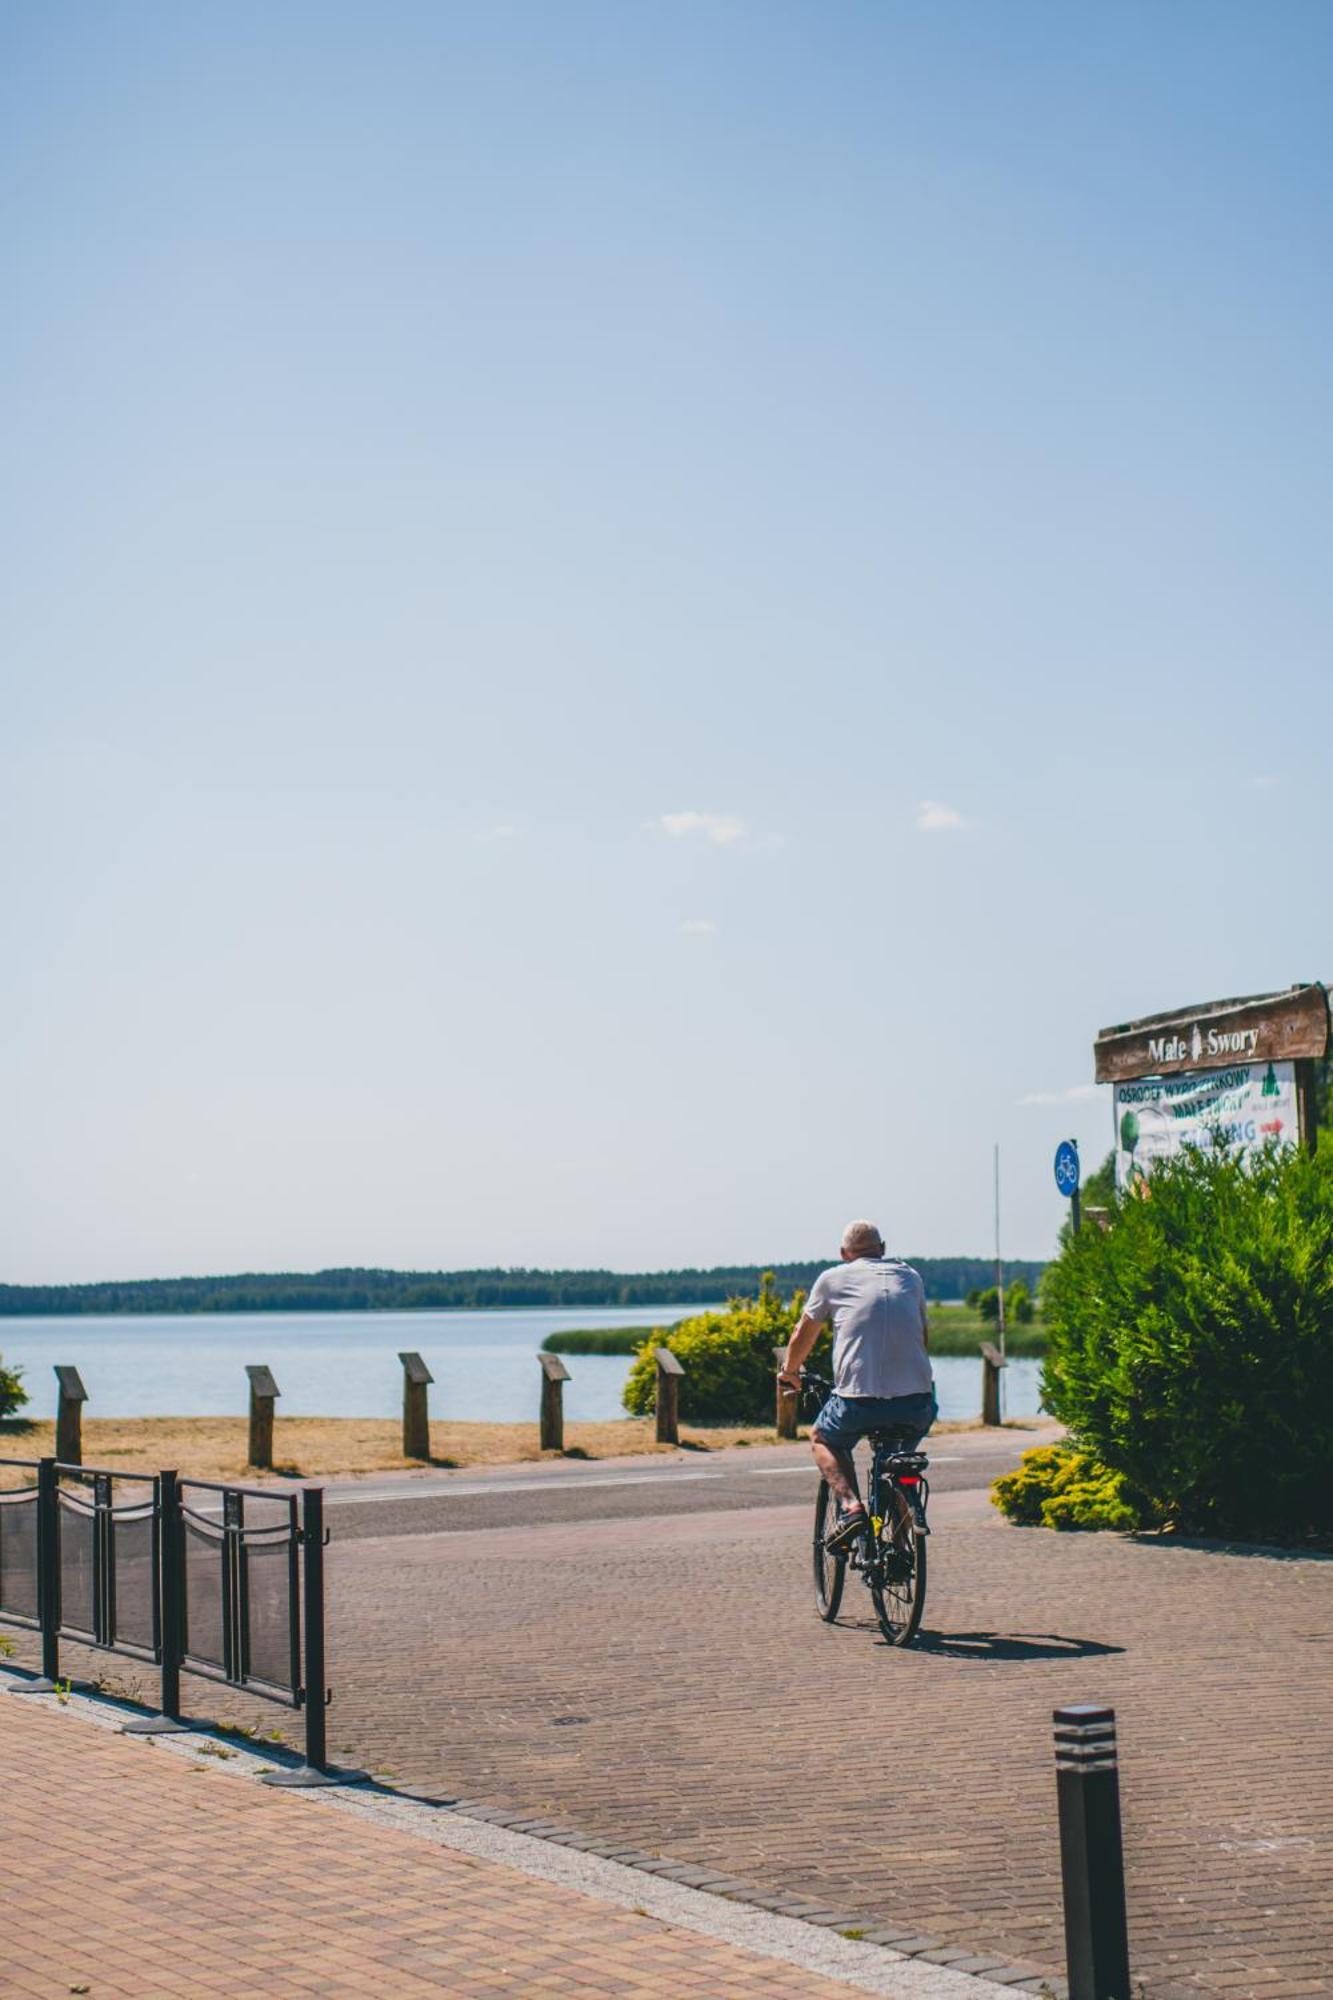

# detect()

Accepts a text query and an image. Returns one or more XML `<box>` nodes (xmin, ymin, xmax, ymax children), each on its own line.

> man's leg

<box><xmin>811</xmin><ymin>1434</ymin><xmax>864</xmax><ymax>1517</ymax></box>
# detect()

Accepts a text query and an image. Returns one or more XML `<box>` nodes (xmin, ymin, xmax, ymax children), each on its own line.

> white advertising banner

<box><xmin>1114</xmin><ymin>1061</ymin><xmax>1298</xmax><ymax>1189</ymax></box>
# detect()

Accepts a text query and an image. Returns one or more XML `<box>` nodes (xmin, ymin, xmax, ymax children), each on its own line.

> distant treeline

<box><xmin>0</xmin><ymin>1259</ymin><xmax>1046</xmax><ymax>1318</ymax></box>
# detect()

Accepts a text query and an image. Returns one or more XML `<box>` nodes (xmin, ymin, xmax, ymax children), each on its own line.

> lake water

<box><xmin>0</xmin><ymin>1308</ymin><xmax>1043</xmax><ymax>1426</ymax></box>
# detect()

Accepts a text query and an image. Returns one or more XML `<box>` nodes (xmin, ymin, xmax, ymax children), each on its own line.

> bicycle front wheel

<box><xmin>870</xmin><ymin>1485</ymin><xmax>926</xmax><ymax>1647</ymax></box>
<box><xmin>813</xmin><ymin>1478</ymin><xmax>846</xmax><ymax>1622</ymax></box>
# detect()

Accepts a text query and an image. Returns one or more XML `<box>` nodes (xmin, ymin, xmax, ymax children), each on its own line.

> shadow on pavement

<box><xmin>1127</xmin><ymin>1532</ymin><xmax>1332</xmax><ymax>1564</ymax></box>
<box><xmin>908</xmin><ymin>1629</ymin><xmax>1124</xmax><ymax>1662</ymax></box>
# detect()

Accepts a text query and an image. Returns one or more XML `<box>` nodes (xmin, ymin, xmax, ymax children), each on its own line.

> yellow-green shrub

<box><xmin>992</xmin><ymin>1443</ymin><xmax>1149</xmax><ymax>1532</ymax></box>
<box><xmin>622</xmin><ymin>1274</ymin><xmax>826</xmax><ymax>1422</ymax></box>
<box><xmin>0</xmin><ymin>1353</ymin><xmax>26</xmax><ymax>1419</ymax></box>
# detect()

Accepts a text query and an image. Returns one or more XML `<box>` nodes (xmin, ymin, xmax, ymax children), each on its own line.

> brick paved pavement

<box><xmin>20</xmin><ymin>1475</ymin><xmax>1333</xmax><ymax>1999</ymax></box>
<box><xmin>0</xmin><ymin>1691</ymin><xmax>910</xmax><ymax>1999</ymax></box>
<box><xmin>327</xmin><ymin>1488</ymin><xmax>1333</xmax><ymax>1999</ymax></box>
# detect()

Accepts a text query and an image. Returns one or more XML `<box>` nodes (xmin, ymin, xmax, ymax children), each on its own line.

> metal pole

<box><xmin>260</xmin><ymin>1486</ymin><xmax>366</xmax><ymax>1788</ymax></box>
<box><xmin>1054</xmin><ymin>1705</ymin><xmax>1132</xmax><ymax>2000</ymax></box>
<box><xmin>40</xmin><ymin>1457</ymin><xmax>59</xmax><ymax>1684</ymax></box>
<box><xmin>994</xmin><ymin>1143</ymin><xmax>1006</xmax><ymax>1364</ymax></box>
<box><xmin>124</xmin><ymin>1470</ymin><xmax>191</xmax><ymax>1734</ymax></box>
<box><xmin>9</xmin><ymin>1458</ymin><xmax>60</xmax><ymax>1693</ymax></box>
<box><xmin>160</xmin><ymin>1471</ymin><xmax>183</xmax><ymax>1720</ymax></box>
<box><xmin>302</xmin><ymin>1486</ymin><xmax>327</xmax><ymax>1772</ymax></box>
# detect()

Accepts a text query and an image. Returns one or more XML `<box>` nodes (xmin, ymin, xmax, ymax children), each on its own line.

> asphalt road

<box><xmin>320</xmin><ymin>1423</ymin><xmax>1056</xmax><ymax>1543</ymax></box>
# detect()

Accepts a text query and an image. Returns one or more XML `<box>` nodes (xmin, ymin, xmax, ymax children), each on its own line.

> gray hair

<box><xmin>841</xmin><ymin>1219</ymin><xmax>885</xmax><ymax>1258</ymax></box>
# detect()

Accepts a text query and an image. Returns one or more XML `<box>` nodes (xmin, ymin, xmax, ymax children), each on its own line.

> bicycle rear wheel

<box><xmin>870</xmin><ymin>1485</ymin><xmax>926</xmax><ymax>1647</ymax></box>
<box><xmin>813</xmin><ymin>1479</ymin><xmax>846</xmax><ymax>1622</ymax></box>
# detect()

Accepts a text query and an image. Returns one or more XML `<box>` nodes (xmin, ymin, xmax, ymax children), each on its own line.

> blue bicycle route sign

<box><xmin>1053</xmin><ymin>1139</ymin><xmax>1080</xmax><ymax>1198</ymax></box>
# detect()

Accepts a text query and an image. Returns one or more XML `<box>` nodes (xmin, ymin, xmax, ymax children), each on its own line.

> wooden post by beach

<box><xmin>773</xmin><ymin>1347</ymin><xmax>799</xmax><ymax>1439</ymax></box>
<box><xmin>54</xmin><ymin>1365</ymin><xmax>88</xmax><ymax>1464</ymax></box>
<box><xmin>246</xmin><ymin>1364</ymin><xmax>280</xmax><ymax>1469</ymax></box>
<box><xmin>654</xmin><ymin>1348</ymin><xmax>684</xmax><ymax>1445</ymax></box>
<box><xmin>398</xmin><ymin>1352</ymin><xmax>434</xmax><ymax>1460</ymax></box>
<box><xmin>980</xmin><ymin>1341</ymin><xmax>1006</xmax><ymax>1428</ymax></box>
<box><xmin>538</xmin><ymin>1352</ymin><xmax>570</xmax><ymax>1451</ymax></box>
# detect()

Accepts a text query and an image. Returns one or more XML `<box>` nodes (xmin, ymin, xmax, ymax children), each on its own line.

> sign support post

<box><xmin>1295</xmin><ymin>1060</ymin><xmax>1320</xmax><ymax>1156</ymax></box>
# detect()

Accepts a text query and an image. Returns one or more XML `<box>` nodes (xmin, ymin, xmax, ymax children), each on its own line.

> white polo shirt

<box><xmin>805</xmin><ymin>1257</ymin><xmax>933</xmax><ymax>1400</ymax></box>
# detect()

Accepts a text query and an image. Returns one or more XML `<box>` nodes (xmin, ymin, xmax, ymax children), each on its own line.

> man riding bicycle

<box><xmin>778</xmin><ymin>1220</ymin><xmax>937</xmax><ymax>1553</ymax></box>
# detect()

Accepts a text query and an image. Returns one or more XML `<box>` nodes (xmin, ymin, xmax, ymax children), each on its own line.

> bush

<box><xmin>0</xmin><ymin>1354</ymin><xmax>27</xmax><ymax>1419</ymax></box>
<box><xmin>1006</xmin><ymin>1280</ymin><xmax>1035</xmax><ymax>1325</ymax></box>
<box><xmin>992</xmin><ymin>1444</ymin><xmax>1150</xmax><ymax>1532</ymax></box>
<box><xmin>622</xmin><ymin>1274</ymin><xmax>826</xmax><ymax>1422</ymax></box>
<box><xmin>1040</xmin><ymin>1142</ymin><xmax>1333</xmax><ymax>1539</ymax></box>
<box><xmin>973</xmin><ymin>1282</ymin><xmax>1033</xmax><ymax>1326</ymax></box>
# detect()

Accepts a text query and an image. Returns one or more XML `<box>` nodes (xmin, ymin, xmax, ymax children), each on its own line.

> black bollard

<box><xmin>1054</xmin><ymin>1704</ymin><xmax>1132</xmax><ymax>2000</ymax></box>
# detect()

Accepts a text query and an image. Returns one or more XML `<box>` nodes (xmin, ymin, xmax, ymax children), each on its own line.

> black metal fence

<box><xmin>0</xmin><ymin>1456</ymin><xmax>342</xmax><ymax>1782</ymax></box>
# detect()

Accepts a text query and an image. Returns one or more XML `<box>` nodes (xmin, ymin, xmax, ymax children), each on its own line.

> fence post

<box><xmin>1054</xmin><ymin>1705</ymin><xmax>1132</xmax><ymax>2000</ymax></box>
<box><xmin>246</xmin><ymin>1366</ymin><xmax>280</xmax><ymax>1470</ymax></box>
<box><xmin>54</xmin><ymin>1367</ymin><xmax>87</xmax><ymax>1465</ymax></box>
<box><xmin>773</xmin><ymin>1348</ymin><xmax>799</xmax><ymax>1439</ymax></box>
<box><xmin>980</xmin><ymin>1341</ymin><xmax>1006</xmax><ymax>1426</ymax></box>
<box><xmin>122</xmin><ymin>1468</ymin><xmax>190</xmax><ymax>1735</ymax></box>
<box><xmin>398</xmin><ymin>1352</ymin><xmax>434</xmax><ymax>1460</ymax></box>
<box><xmin>654</xmin><ymin>1348</ymin><xmax>684</xmax><ymax>1445</ymax></box>
<box><xmin>538</xmin><ymin>1353</ymin><xmax>570</xmax><ymax>1451</ymax></box>
<box><xmin>301</xmin><ymin>1487</ymin><xmax>327</xmax><ymax>1771</ymax></box>
<box><xmin>261</xmin><ymin>1486</ymin><xmax>367</xmax><ymax>1789</ymax></box>
<box><xmin>8</xmin><ymin>1457</ymin><xmax>60</xmax><ymax>1694</ymax></box>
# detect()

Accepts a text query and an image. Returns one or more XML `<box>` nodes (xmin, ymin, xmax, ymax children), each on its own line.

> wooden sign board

<box><xmin>1094</xmin><ymin>984</ymin><xmax>1328</xmax><ymax>1085</ymax></box>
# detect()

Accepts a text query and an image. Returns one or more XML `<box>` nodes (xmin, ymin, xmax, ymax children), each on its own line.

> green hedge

<box><xmin>622</xmin><ymin>1275</ymin><xmax>827</xmax><ymax>1422</ymax></box>
<box><xmin>1039</xmin><ymin>1142</ymin><xmax>1333</xmax><ymax>1539</ymax></box>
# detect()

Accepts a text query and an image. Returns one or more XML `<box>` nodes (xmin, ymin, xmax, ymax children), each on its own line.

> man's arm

<box><xmin>778</xmin><ymin>1311</ymin><xmax>823</xmax><ymax>1389</ymax></box>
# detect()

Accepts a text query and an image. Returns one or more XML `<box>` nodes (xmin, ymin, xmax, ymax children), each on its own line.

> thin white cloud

<box><xmin>916</xmin><ymin>800</ymin><xmax>968</xmax><ymax>833</ymax></box>
<box><xmin>473</xmin><ymin>823</ymin><xmax>520</xmax><ymax>844</ymax></box>
<box><xmin>679</xmin><ymin>919</ymin><xmax>717</xmax><ymax>936</ymax></box>
<box><xmin>659</xmin><ymin>810</ymin><xmax>747</xmax><ymax>846</ymax></box>
<box><xmin>1018</xmin><ymin>1083</ymin><xmax>1104</xmax><ymax>1107</ymax></box>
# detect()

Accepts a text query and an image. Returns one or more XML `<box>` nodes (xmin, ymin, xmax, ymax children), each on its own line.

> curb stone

<box><xmin>432</xmin><ymin>1792</ymin><xmax>1064</xmax><ymax>1991</ymax></box>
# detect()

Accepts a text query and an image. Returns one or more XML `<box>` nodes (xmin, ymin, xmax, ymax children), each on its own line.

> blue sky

<box><xmin>3</xmin><ymin>2</ymin><xmax>1331</xmax><ymax>1282</ymax></box>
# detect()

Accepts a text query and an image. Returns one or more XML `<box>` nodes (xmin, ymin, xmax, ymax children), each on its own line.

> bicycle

<box><xmin>799</xmin><ymin>1368</ymin><xmax>930</xmax><ymax>1647</ymax></box>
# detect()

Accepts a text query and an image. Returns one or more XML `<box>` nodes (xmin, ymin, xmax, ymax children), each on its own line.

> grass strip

<box><xmin>540</xmin><ymin>1326</ymin><xmax>671</xmax><ymax>1354</ymax></box>
<box><xmin>542</xmin><ymin>1308</ymin><xmax>1045</xmax><ymax>1358</ymax></box>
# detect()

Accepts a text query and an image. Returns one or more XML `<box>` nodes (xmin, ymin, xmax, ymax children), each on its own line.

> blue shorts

<box><xmin>812</xmin><ymin>1390</ymin><xmax>937</xmax><ymax>1451</ymax></box>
